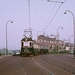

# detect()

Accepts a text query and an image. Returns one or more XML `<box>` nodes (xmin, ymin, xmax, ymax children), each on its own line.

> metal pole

<box><xmin>64</xmin><ymin>10</ymin><xmax>75</xmax><ymax>57</ymax></box>
<box><xmin>6</xmin><ymin>20</ymin><xmax>13</xmax><ymax>55</ymax></box>
<box><xmin>56</xmin><ymin>26</ymin><xmax>63</xmax><ymax>55</ymax></box>
<box><xmin>68</xmin><ymin>35</ymin><xmax>73</xmax><ymax>51</ymax></box>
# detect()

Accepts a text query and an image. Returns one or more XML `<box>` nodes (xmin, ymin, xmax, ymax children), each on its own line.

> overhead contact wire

<box><xmin>43</xmin><ymin>2</ymin><xmax>57</xmax><ymax>31</ymax></box>
<box><xmin>44</xmin><ymin>0</ymin><xmax>66</xmax><ymax>31</ymax></box>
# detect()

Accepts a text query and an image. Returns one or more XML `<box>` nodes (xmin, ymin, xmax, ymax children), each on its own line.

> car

<box><xmin>13</xmin><ymin>52</ymin><xmax>20</xmax><ymax>56</ymax></box>
<box><xmin>70</xmin><ymin>50</ymin><xmax>74</xmax><ymax>54</ymax></box>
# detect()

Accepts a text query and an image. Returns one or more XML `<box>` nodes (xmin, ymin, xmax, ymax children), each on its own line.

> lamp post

<box><xmin>47</xmin><ymin>0</ymin><xmax>66</xmax><ymax>3</ymax></box>
<box><xmin>57</xmin><ymin>26</ymin><xmax>63</xmax><ymax>54</ymax></box>
<box><xmin>64</xmin><ymin>10</ymin><xmax>75</xmax><ymax>57</ymax></box>
<box><xmin>6</xmin><ymin>20</ymin><xmax>13</xmax><ymax>55</ymax></box>
<box><xmin>69</xmin><ymin>35</ymin><xmax>73</xmax><ymax>42</ymax></box>
<box><xmin>68</xmin><ymin>35</ymin><xmax>73</xmax><ymax>51</ymax></box>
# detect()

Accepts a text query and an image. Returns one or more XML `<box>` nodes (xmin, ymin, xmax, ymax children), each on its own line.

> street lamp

<box><xmin>47</xmin><ymin>0</ymin><xmax>66</xmax><ymax>3</ymax></box>
<box><xmin>56</xmin><ymin>26</ymin><xmax>63</xmax><ymax>55</ymax></box>
<box><xmin>6</xmin><ymin>20</ymin><xmax>13</xmax><ymax>55</ymax></box>
<box><xmin>64</xmin><ymin>10</ymin><xmax>75</xmax><ymax>57</ymax></box>
<box><xmin>69</xmin><ymin>35</ymin><xmax>73</xmax><ymax>42</ymax></box>
<box><xmin>47</xmin><ymin>0</ymin><xmax>63</xmax><ymax>3</ymax></box>
<box><xmin>68</xmin><ymin>35</ymin><xmax>73</xmax><ymax>51</ymax></box>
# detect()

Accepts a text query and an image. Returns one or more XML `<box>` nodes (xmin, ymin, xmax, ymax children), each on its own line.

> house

<box><xmin>37</xmin><ymin>35</ymin><xmax>56</xmax><ymax>52</ymax></box>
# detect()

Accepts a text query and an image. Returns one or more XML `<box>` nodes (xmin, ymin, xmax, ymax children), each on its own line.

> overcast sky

<box><xmin>0</xmin><ymin>0</ymin><xmax>75</xmax><ymax>50</ymax></box>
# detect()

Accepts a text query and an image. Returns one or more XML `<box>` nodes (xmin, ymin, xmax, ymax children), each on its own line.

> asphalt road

<box><xmin>0</xmin><ymin>56</ymin><xmax>50</xmax><ymax>75</ymax></box>
<box><xmin>32</xmin><ymin>54</ymin><xmax>75</xmax><ymax>75</ymax></box>
<box><xmin>0</xmin><ymin>56</ymin><xmax>26</xmax><ymax>75</ymax></box>
<box><xmin>0</xmin><ymin>54</ymin><xmax>75</xmax><ymax>75</ymax></box>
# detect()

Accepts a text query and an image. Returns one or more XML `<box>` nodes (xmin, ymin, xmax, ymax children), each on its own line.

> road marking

<box><xmin>31</xmin><ymin>58</ymin><xmax>54</xmax><ymax>75</ymax></box>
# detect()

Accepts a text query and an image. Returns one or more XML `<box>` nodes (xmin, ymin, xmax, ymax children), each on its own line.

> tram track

<box><xmin>19</xmin><ymin>57</ymin><xmax>54</xmax><ymax>75</ymax></box>
<box><xmin>40</xmin><ymin>55</ymin><xmax>75</xmax><ymax>75</ymax></box>
<box><xmin>32</xmin><ymin>55</ymin><xmax>74</xmax><ymax>75</ymax></box>
<box><xmin>19</xmin><ymin>57</ymin><xmax>28</xmax><ymax>75</ymax></box>
<box><xmin>19</xmin><ymin>54</ymin><xmax>75</xmax><ymax>75</ymax></box>
<box><xmin>0</xmin><ymin>55</ymin><xmax>74</xmax><ymax>75</ymax></box>
<box><xmin>31</xmin><ymin>57</ymin><xmax>54</xmax><ymax>75</ymax></box>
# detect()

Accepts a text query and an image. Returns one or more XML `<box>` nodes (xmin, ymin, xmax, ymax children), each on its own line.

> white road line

<box><xmin>32</xmin><ymin>58</ymin><xmax>54</xmax><ymax>75</ymax></box>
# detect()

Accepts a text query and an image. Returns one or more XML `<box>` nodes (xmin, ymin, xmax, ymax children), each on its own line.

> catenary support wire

<box><xmin>43</xmin><ymin>0</ymin><xmax>66</xmax><ymax>31</ymax></box>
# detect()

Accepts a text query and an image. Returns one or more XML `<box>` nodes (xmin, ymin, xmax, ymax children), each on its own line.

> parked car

<box><xmin>70</xmin><ymin>50</ymin><xmax>74</xmax><ymax>54</ymax></box>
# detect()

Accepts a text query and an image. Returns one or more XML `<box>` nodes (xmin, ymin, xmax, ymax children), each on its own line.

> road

<box><xmin>0</xmin><ymin>56</ymin><xmax>50</xmax><ymax>75</ymax></box>
<box><xmin>0</xmin><ymin>54</ymin><xmax>75</xmax><ymax>75</ymax></box>
<box><xmin>0</xmin><ymin>56</ymin><xmax>26</xmax><ymax>75</ymax></box>
<box><xmin>33</xmin><ymin>54</ymin><xmax>75</xmax><ymax>75</ymax></box>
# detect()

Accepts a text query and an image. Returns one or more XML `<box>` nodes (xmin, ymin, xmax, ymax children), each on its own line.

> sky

<box><xmin>0</xmin><ymin>0</ymin><xmax>75</xmax><ymax>50</ymax></box>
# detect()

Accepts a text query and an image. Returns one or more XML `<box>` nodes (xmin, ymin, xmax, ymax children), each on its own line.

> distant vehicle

<box><xmin>70</xmin><ymin>50</ymin><xmax>74</xmax><ymax>54</ymax></box>
<box><xmin>13</xmin><ymin>52</ymin><xmax>20</xmax><ymax>56</ymax></box>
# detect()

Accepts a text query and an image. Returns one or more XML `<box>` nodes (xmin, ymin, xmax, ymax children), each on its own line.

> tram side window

<box><xmin>22</xmin><ymin>42</ymin><xmax>23</xmax><ymax>47</ymax></box>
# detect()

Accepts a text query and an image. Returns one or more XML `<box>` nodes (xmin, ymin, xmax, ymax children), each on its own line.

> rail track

<box><xmin>31</xmin><ymin>57</ymin><xmax>54</xmax><ymax>75</ymax></box>
<box><xmin>19</xmin><ymin>57</ymin><xmax>54</xmax><ymax>75</ymax></box>
<box><xmin>40</xmin><ymin>55</ymin><xmax>75</xmax><ymax>75</ymax></box>
<box><xmin>19</xmin><ymin>58</ymin><xmax>28</xmax><ymax>75</ymax></box>
<box><xmin>0</xmin><ymin>54</ymin><xmax>74</xmax><ymax>75</ymax></box>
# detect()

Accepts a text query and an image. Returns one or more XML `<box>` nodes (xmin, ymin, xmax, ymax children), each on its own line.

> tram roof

<box><xmin>21</xmin><ymin>38</ymin><xmax>33</xmax><ymax>41</ymax></box>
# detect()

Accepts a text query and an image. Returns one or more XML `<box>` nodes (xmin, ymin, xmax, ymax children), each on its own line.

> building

<box><xmin>37</xmin><ymin>35</ymin><xmax>56</xmax><ymax>52</ymax></box>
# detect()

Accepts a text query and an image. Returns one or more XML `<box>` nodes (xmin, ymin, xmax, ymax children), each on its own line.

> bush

<box><xmin>49</xmin><ymin>51</ymin><xmax>57</xmax><ymax>54</ymax></box>
<box><xmin>0</xmin><ymin>53</ymin><xmax>1</xmax><ymax>56</ymax></box>
<box><xmin>59</xmin><ymin>50</ymin><xmax>69</xmax><ymax>54</ymax></box>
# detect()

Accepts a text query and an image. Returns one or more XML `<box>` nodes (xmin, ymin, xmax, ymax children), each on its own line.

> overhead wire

<box><xmin>43</xmin><ymin>0</ymin><xmax>66</xmax><ymax>31</ymax></box>
<box><xmin>43</xmin><ymin>1</ymin><xmax>57</xmax><ymax>31</ymax></box>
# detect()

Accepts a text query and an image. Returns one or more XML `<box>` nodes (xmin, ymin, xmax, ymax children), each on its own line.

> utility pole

<box><xmin>56</xmin><ymin>26</ymin><xmax>63</xmax><ymax>55</ymax></box>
